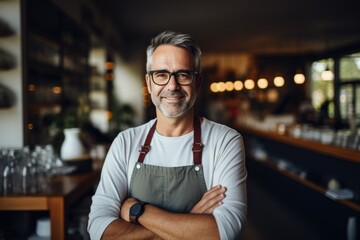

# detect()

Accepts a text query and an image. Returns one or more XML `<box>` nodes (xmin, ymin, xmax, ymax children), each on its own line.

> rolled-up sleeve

<box><xmin>88</xmin><ymin>194</ymin><xmax>119</xmax><ymax>240</ymax></box>
<box><xmin>88</xmin><ymin>137</ymin><xmax>130</xmax><ymax>240</ymax></box>
<box><xmin>212</xmin><ymin>131</ymin><xmax>247</xmax><ymax>239</ymax></box>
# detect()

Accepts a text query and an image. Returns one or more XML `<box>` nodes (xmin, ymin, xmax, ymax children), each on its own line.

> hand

<box><xmin>190</xmin><ymin>185</ymin><xmax>227</xmax><ymax>214</ymax></box>
<box><xmin>120</xmin><ymin>197</ymin><xmax>138</xmax><ymax>222</ymax></box>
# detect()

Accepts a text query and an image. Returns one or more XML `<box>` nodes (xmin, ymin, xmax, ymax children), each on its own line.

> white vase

<box><xmin>60</xmin><ymin>128</ymin><xmax>86</xmax><ymax>160</ymax></box>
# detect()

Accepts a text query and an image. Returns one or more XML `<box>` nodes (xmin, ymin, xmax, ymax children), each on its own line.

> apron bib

<box><xmin>129</xmin><ymin>117</ymin><xmax>207</xmax><ymax>213</ymax></box>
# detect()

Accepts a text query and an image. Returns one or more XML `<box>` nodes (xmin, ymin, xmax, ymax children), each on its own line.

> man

<box><xmin>88</xmin><ymin>31</ymin><xmax>247</xmax><ymax>240</ymax></box>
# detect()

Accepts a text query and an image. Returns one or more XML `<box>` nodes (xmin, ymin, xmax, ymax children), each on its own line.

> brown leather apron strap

<box><xmin>138</xmin><ymin>120</ymin><xmax>157</xmax><ymax>163</ymax></box>
<box><xmin>192</xmin><ymin>116</ymin><xmax>203</xmax><ymax>165</ymax></box>
<box><xmin>137</xmin><ymin>117</ymin><xmax>203</xmax><ymax>164</ymax></box>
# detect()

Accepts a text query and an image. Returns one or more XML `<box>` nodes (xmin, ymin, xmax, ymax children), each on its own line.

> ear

<box><xmin>145</xmin><ymin>74</ymin><xmax>151</xmax><ymax>93</ymax></box>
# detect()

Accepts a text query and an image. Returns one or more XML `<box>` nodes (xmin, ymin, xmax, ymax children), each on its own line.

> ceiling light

<box><xmin>321</xmin><ymin>67</ymin><xmax>334</xmax><ymax>81</ymax></box>
<box><xmin>217</xmin><ymin>82</ymin><xmax>226</xmax><ymax>92</ymax></box>
<box><xmin>210</xmin><ymin>83</ymin><xmax>219</xmax><ymax>93</ymax></box>
<box><xmin>234</xmin><ymin>80</ymin><xmax>243</xmax><ymax>91</ymax></box>
<box><xmin>225</xmin><ymin>81</ymin><xmax>234</xmax><ymax>91</ymax></box>
<box><xmin>257</xmin><ymin>78</ymin><xmax>268</xmax><ymax>89</ymax></box>
<box><xmin>244</xmin><ymin>79</ymin><xmax>255</xmax><ymax>90</ymax></box>
<box><xmin>294</xmin><ymin>69</ymin><xmax>305</xmax><ymax>84</ymax></box>
<box><xmin>274</xmin><ymin>76</ymin><xmax>285</xmax><ymax>87</ymax></box>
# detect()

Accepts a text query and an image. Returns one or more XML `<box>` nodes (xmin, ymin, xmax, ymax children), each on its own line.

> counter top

<box><xmin>237</xmin><ymin>124</ymin><xmax>360</xmax><ymax>164</ymax></box>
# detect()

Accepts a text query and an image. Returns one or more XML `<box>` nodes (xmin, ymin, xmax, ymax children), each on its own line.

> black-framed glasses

<box><xmin>148</xmin><ymin>69</ymin><xmax>198</xmax><ymax>86</ymax></box>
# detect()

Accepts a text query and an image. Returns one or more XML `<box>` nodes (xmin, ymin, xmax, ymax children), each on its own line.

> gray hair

<box><xmin>146</xmin><ymin>30</ymin><xmax>202</xmax><ymax>73</ymax></box>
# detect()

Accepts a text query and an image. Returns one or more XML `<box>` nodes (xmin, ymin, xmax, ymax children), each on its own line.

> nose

<box><xmin>166</xmin><ymin>74</ymin><xmax>180</xmax><ymax>90</ymax></box>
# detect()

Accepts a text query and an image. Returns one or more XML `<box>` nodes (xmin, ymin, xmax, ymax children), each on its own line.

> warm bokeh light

<box><xmin>294</xmin><ymin>73</ymin><xmax>305</xmax><ymax>84</ymax></box>
<box><xmin>225</xmin><ymin>81</ymin><xmax>234</xmax><ymax>91</ymax></box>
<box><xmin>321</xmin><ymin>70</ymin><xmax>334</xmax><ymax>81</ymax></box>
<box><xmin>257</xmin><ymin>91</ymin><xmax>266</xmax><ymax>102</ymax></box>
<box><xmin>105</xmin><ymin>73</ymin><xmax>113</xmax><ymax>81</ymax></box>
<box><xmin>217</xmin><ymin>82</ymin><xmax>226</xmax><ymax>92</ymax></box>
<box><xmin>244</xmin><ymin>79</ymin><xmax>255</xmax><ymax>90</ymax></box>
<box><xmin>234</xmin><ymin>80</ymin><xmax>243</xmax><ymax>91</ymax></box>
<box><xmin>257</xmin><ymin>78</ymin><xmax>268</xmax><ymax>89</ymax></box>
<box><xmin>105</xmin><ymin>61</ymin><xmax>114</xmax><ymax>70</ymax></box>
<box><xmin>267</xmin><ymin>89</ymin><xmax>279</xmax><ymax>102</ymax></box>
<box><xmin>28</xmin><ymin>84</ymin><xmax>36</xmax><ymax>92</ymax></box>
<box><xmin>27</xmin><ymin>123</ymin><xmax>33</xmax><ymax>130</ymax></box>
<box><xmin>210</xmin><ymin>82</ymin><xmax>219</xmax><ymax>92</ymax></box>
<box><xmin>52</xmin><ymin>86</ymin><xmax>62</xmax><ymax>94</ymax></box>
<box><xmin>106</xmin><ymin>111</ymin><xmax>112</xmax><ymax>120</ymax></box>
<box><xmin>274</xmin><ymin>76</ymin><xmax>285</xmax><ymax>87</ymax></box>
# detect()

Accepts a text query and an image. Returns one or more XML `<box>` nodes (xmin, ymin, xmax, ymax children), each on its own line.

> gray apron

<box><xmin>129</xmin><ymin>117</ymin><xmax>207</xmax><ymax>213</ymax></box>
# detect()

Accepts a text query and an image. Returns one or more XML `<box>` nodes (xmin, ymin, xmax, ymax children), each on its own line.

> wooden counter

<box><xmin>238</xmin><ymin>124</ymin><xmax>360</xmax><ymax>164</ymax></box>
<box><xmin>0</xmin><ymin>170</ymin><xmax>100</xmax><ymax>240</ymax></box>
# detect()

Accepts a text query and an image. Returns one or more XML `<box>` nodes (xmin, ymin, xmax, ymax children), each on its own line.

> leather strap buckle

<box><xmin>139</xmin><ymin>145</ymin><xmax>151</xmax><ymax>154</ymax></box>
<box><xmin>192</xmin><ymin>143</ymin><xmax>203</xmax><ymax>152</ymax></box>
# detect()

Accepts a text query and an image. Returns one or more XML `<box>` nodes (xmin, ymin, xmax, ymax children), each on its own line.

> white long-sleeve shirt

<box><xmin>88</xmin><ymin>118</ymin><xmax>247</xmax><ymax>240</ymax></box>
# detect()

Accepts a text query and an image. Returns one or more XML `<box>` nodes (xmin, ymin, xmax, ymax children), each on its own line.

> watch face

<box><xmin>130</xmin><ymin>203</ymin><xmax>142</xmax><ymax>216</ymax></box>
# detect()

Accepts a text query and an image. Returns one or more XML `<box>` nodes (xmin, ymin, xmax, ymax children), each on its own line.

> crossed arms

<box><xmin>88</xmin><ymin>124</ymin><xmax>248</xmax><ymax>240</ymax></box>
<box><xmin>101</xmin><ymin>185</ymin><xmax>227</xmax><ymax>240</ymax></box>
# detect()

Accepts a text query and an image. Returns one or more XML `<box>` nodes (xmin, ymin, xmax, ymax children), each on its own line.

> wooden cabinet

<box><xmin>23</xmin><ymin>0</ymin><xmax>90</xmax><ymax>146</ymax></box>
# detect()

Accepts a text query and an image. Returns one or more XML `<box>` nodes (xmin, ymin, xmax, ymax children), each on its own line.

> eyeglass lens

<box><xmin>150</xmin><ymin>70</ymin><xmax>195</xmax><ymax>85</ymax></box>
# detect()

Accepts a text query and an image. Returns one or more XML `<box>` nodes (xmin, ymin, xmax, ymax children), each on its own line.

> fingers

<box><xmin>190</xmin><ymin>185</ymin><xmax>227</xmax><ymax>214</ymax></box>
<box><xmin>203</xmin><ymin>185</ymin><xmax>227</xmax><ymax>213</ymax></box>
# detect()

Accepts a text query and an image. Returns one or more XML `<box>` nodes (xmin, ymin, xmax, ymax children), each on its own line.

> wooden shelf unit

<box><xmin>238</xmin><ymin>124</ymin><xmax>360</xmax><ymax>215</ymax></box>
<box><xmin>24</xmin><ymin>0</ymin><xmax>90</xmax><ymax>146</ymax></box>
<box><xmin>250</xmin><ymin>157</ymin><xmax>360</xmax><ymax>212</ymax></box>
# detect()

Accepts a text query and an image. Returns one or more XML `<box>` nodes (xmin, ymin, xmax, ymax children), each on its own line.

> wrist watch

<box><xmin>129</xmin><ymin>201</ymin><xmax>147</xmax><ymax>224</ymax></box>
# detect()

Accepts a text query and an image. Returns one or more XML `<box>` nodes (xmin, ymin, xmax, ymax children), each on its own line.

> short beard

<box><xmin>152</xmin><ymin>90</ymin><xmax>196</xmax><ymax>118</ymax></box>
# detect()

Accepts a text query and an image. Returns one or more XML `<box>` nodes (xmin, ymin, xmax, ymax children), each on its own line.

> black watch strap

<box><xmin>130</xmin><ymin>201</ymin><xmax>147</xmax><ymax>224</ymax></box>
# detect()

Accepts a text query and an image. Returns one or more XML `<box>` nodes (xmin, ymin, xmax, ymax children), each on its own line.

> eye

<box><xmin>154</xmin><ymin>71</ymin><xmax>169</xmax><ymax>79</ymax></box>
<box><xmin>177</xmin><ymin>72</ymin><xmax>191</xmax><ymax>79</ymax></box>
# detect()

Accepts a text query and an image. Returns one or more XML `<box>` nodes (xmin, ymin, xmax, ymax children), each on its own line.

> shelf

<box><xmin>238</xmin><ymin>124</ymin><xmax>360</xmax><ymax>164</ymax></box>
<box><xmin>28</xmin><ymin>61</ymin><xmax>61</xmax><ymax>77</ymax></box>
<box><xmin>24</xmin><ymin>0</ymin><xmax>90</xmax><ymax>146</ymax></box>
<box><xmin>28</xmin><ymin>31</ymin><xmax>60</xmax><ymax>49</ymax></box>
<box><xmin>250</xmin><ymin>157</ymin><xmax>360</xmax><ymax>212</ymax></box>
<box><xmin>30</xmin><ymin>103</ymin><xmax>62</xmax><ymax>110</ymax></box>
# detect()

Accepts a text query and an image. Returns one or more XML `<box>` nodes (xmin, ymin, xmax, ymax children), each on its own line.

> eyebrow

<box><xmin>150</xmin><ymin>69</ymin><xmax>194</xmax><ymax>72</ymax></box>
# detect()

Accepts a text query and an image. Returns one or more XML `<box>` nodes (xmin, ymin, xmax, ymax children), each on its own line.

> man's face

<box><xmin>146</xmin><ymin>45</ymin><xmax>198</xmax><ymax>118</ymax></box>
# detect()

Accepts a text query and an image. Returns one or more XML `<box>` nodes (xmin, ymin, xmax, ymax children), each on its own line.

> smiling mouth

<box><xmin>161</xmin><ymin>93</ymin><xmax>184</xmax><ymax>99</ymax></box>
<box><xmin>164</xmin><ymin>96</ymin><xmax>183</xmax><ymax>100</ymax></box>
<box><xmin>162</xmin><ymin>96</ymin><xmax>184</xmax><ymax>103</ymax></box>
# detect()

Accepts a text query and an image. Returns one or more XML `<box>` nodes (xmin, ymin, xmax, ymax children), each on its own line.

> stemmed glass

<box><xmin>0</xmin><ymin>145</ymin><xmax>63</xmax><ymax>195</ymax></box>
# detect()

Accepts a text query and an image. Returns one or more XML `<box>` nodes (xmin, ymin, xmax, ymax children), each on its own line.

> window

<box><xmin>311</xmin><ymin>51</ymin><xmax>360</xmax><ymax>128</ymax></box>
<box><xmin>339</xmin><ymin>52</ymin><xmax>360</xmax><ymax>123</ymax></box>
<box><xmin>311</xmin><ymin>58</ymin><xmax>334</xmax><ymax>117</ymax></box>
<box><xmin>339</xmin><ymin>53</ymin><xmax>360</xmax><ymax>81</ymax></box>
